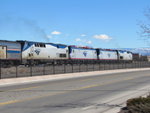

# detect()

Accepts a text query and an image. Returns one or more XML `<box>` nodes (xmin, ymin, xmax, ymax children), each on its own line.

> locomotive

<box><xmin>0</xmin><ymin>40</ymin><xmax>133</xmax><ymax>66</ymax></box>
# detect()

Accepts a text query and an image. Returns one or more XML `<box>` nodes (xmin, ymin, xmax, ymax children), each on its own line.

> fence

<box><xmin>0</xmin><ymin>60</ymin><xmax>150</xmax><ymax>79</ymax></box>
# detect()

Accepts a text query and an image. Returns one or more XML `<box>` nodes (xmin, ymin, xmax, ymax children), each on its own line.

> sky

<box><xmin>0</xmin><ymin>0</ymin><xmax>150</xmax><ymax>48</ymax></box>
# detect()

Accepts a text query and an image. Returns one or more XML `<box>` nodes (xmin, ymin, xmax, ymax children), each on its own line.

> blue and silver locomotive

<box><xmin>0</xmin><ymin>40</ymin><xmax>134</xmax><ymax>66</ymax></box>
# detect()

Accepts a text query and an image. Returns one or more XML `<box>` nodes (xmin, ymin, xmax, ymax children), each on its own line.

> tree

<box><xmin>139</xmin><ymin>8</ymin><xmax>150</xmax><ymax>46</ymax></box>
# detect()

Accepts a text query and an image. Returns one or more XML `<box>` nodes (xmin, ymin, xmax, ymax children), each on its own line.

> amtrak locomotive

<box><xmin>0</xmin><ymin>40</ymin><xmax>133</xmax><ymax>66</ymax></box>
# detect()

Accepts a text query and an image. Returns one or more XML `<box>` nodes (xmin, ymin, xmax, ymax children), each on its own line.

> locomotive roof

<box><xmin>17</xmin><ymin>40</ymin><xmax>68</xmax><ymax>46</ymax></box>
<box><xmin>117</xmin><ymin>49</ymin><xmax>132</xmax><ymax>53</ymax></box>
<box><xmin>99</xmin><ymin>48</ymin><xmax>117</xmax><ymax>51</ymax></box>
<box><xmin>0</xmin><ymin>40</ymin><xmax>19</xmax><ymax>44</ymax></box>
<box><xmin>69</xmin><ymin>45</ymin><xmax>94</xmax><ymax>49</ymax></box>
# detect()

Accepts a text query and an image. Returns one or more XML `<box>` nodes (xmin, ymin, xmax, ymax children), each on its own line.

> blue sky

<box><xmin>0</xmin><ymin>0</ymin><xmax>150</xmax><ymax>48</ymax></box>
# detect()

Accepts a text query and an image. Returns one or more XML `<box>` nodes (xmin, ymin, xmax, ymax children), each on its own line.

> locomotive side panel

<box><xmin>118</xmin><ymin>50</ymin><xmax>133</xmax><ymax>61</ymax></box>
<box><xmin>32</xmin><ymin>44</ymin><xmax>69</xmax><ymax>59</ymax></box>
<box><xmin>98</xmin><ymin>49</ymin><xmax>118</xmax><ymax>60</ymax></box>
<box><xmin>21</xmin><ymin>41</ymin><xmax>69</xmax><ymax>60</ymax></box>
<box><xmin>69</xmin><ymin>47</ymin><xmax>98</xmax><ymax>60</ymax></box>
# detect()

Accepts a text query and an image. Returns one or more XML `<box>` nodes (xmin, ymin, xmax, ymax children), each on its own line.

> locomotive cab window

<box><xmin>35</xmin><ymin>43</ymin><xmax>46</xmax><ymax>48</ymax></box>
<box><xmin>35</xmin><ymin>43</ymin><xmax>39</xmax><ymax>47</ymax></box>
<box><xmin>40</xmin><ymin>43</ymin><xmax>46</xmax><ymax>47</ymax></box>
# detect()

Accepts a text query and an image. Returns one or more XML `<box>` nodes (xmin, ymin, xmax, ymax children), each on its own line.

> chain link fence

<box><xmin>0</xmin><ymin>60</ymin><xmax>150</xmax><ymax>79</ymax></box>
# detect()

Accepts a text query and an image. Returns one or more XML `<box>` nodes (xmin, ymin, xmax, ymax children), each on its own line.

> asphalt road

<box><xmin>0</xmin><ymin>70</ymin><xmax>150</xmax><ymax>113</ymax></box>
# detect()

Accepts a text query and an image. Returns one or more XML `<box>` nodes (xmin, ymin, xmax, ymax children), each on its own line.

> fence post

<box><xmin>86</xmin><ymin>63</ymin><xmax>88</xmax><ymax>71</ymax></box>
<box><xmin>78</xmin><ymin>63</ymin><xmax>80</xmax><ymax>72</ymax></box>
<box><xmin>53</xmin><ymin>60</ymin><xmax>55</xmax><ymax>74</ymax></box>
<box><xmin>98</xmin><ymin>61</ymin><xmax>100</xmax><ymax>70</ymax></box>
<box><xmin>110</xmin><ymin>61</ymin><xmax>112</xmax><ymax>70</ymax></box>
<box><xmin>138</xmin><ymin>61</ymin><xmax>140</xmax><ymax>68</ymax></box>
<box><xmin>16</xmin><ymin>64</ymin><xmax>18</xmax><ymax>78</ymax></box>
<box><xmin>64</xmin><ymin>63</ymin><xmax>66</xmax><ymax>73</ymax></box>
<box><xmin>43</xmin><ymin>64</ymin><xmax>45</xmax><ymax>75</ymax></box>
<box><xmin>92</xmin><ymin>61</ymin><xmax>94</xmax><ymax>71</ymax></box>
<box><xmin>108</xmin><ymin>61</ymin><xmax>110</xmax><ymax>70</ymax></box>
<box><xmin>124</xmin><ymin>61</ymin><xmax>126</xmax><ymax>69</ymax></box>
<box><xmin>132</xmin><ymin>61</ymin><xmax>134</xmax><ymax>68</ymax></box>
<box><xmin>121</xmin><ymin>61</ymin><xmax>123</xmax><ymax>69</ymax></box>
<box><xmin>72</xmin><ymin>63</ymin><xmax>73</xmax><ymax>73</ymax></box>
<box><xmin>113</xmin><ymin>62</ymin><xmax>115</xmax><ymax>69</ymax></box>
<box><xmin>109</xmin><ymin>61</ymin><xmax>111</xmax><ymax>70</ymax></box>
<box><xmin>146</xmin><ymin>61</ymin><xmax>148</xmax><ymax>67</ymax></box>
<box><xmin>135</xmin><ymin>61</ymin><xmax>137</xmax><ymax>68</ymax></box>
<box><xmin>30</xmin><ymin>60</ymin><xmax>32</xmax><ymax>76</ymax></box>
<box><xmin>117</xmin><ymin>61</ymin><xmax>119</xmax><ymax>69</ymax></box>
<box><xmin>104</xmin><ymin>61</ymin><xmax>105</xmax><ymax>70</ymax></box>
<box><xmin>112</xmin><ymin>62</ymin><xmax>114</xmax><ymax>70</ymax></box>
<box><xmin>0</xmin><ymin>59</ymin><xmax>1</xmax><ymax>79</ymax></box>
<box><xmin>141</xmin><ymin>60</ymin><xmax>142</xmax><ymax>68</ymax></box>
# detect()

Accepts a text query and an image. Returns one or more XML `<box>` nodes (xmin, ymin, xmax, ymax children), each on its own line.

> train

<box><xmin>0</xmin><ymin>40</ymin><xmax>135</xmax><ymax>66</ymax></box>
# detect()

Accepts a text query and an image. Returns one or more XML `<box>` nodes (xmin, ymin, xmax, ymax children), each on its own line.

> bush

<box><xmin>126</xmin><ymin>95</ymin><xmax>150</xmax><ymax>113</ymax></box>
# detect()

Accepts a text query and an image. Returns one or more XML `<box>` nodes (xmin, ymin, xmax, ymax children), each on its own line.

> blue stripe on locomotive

<box><xmin>7</xmin><ymin>50</ymin><xmax>21</xmax><ymax>53</ymax></box>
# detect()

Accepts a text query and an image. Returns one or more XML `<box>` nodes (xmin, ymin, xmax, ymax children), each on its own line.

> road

<box><xmin>0</xmin><ymin>70</ymin><xmax>150</xmax><ymax>113</ymax></box>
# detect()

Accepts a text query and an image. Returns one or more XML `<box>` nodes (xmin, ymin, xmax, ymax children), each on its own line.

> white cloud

<box><xmin>93</xmin><ymin>34</ymin><xmax>112</xmax><ymax>40</ymax></box>
<box><xmin>47</xmin><ymin>35</ymin><xmax>52</xmax><ymax>39</ymax></box>
<box><xmin>75</xmin><ymin>38</ymin><xmax>92</xmax><ymax>44</ymax></box>
<box><xmin>51</xmin><ymin>31</ymin><xmax>61</xmax><ymax>35</ymax></box>
<box><xmin>75</xmin><ymin>38</ymin><xmax>81</xmax><ymax>42</ymax></box>
<box><xmin>86</xmin><ymin>40</ymin><xmax>92</xmax><ymax>44</ymax></box>
<box><xmin>80</xmin><ymin>34</ymin><xmax>86</xmax><ymax>37</ymax></box>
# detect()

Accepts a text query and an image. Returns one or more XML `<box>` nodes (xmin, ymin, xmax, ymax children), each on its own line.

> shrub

<box><xmin>126</xmin><ymin>95</ymin><xmax>150</xmax><ymax>113</ymax></box>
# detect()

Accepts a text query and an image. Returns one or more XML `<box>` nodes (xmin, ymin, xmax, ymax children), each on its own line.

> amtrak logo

<box><xmin>108</xmin><ymin>53</ymin><xmax>111</xmax><ymax>57</ymax></box>
<box><xmin>35</xmin><ymin>49</ymin><xmax>40</xmax><ymax>55</ymax></box>
<box><xmin>83</xmin><ymin>51</ymin><xmax>87</xmax><ymax>57</ymax></box>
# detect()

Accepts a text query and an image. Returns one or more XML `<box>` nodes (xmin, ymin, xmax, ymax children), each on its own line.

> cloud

<box><xmin>93</xmin><ymin>34</ymin><xmax>112</xmax><ymax>40</ymax></box>
<box><xmin>80</xmin><ymin>34</ymin><xmax>86</xmax><ymax>37</ymax></box>
<box><xmin>47</xmin><ymin>35</ymin><xmax>52</xmax><ymax>39</ymax></box>
<box><xmin>75</xmin><ymin>38</ymin><xmax>92</xmax><ymax>44</ymax></box>
<box><xmin>86</xmin><ymin>40</ymin><xmax>92</xmax><ymax>44</ymax></box>
<box><xmin>75</xmin><ymin>38</ymin><xmax>81</xmax><ymax>42</ymax></box>
<box><xmin>51</xmin><ymin>31</ymin><xmax>61</xmax><ymax>35</ymax></box>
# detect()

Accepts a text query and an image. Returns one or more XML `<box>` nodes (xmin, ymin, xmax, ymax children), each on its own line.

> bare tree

<box><xmin>139</xmin><ymin>8</ymin><xmax>150</xmax><ymax>46</ymax></box>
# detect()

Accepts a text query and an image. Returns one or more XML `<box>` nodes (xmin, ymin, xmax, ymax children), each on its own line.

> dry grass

<box><xmin>119</xmin><ymin>95</ymin><xmax>150</xmax><ymax>113</ymax></box>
